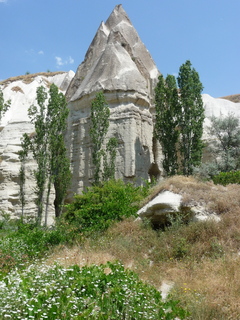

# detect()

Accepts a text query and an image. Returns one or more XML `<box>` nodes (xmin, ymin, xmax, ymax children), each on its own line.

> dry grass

<box><xmin>142</xmin><ymin>175</ymin><xmax>240</xmax><ymax>215</ymax></box>
<box><xmin>46</xmin><ymin>177</ymin><xmax>240</xmax><ymax>319</ymax></box>
<box><xmin>45</xmin><ymin>245</ymin><xmax>116</xmax><ymax>268</ymax></box>
<box><xmin>11</xmin><ymin>86</ymin><xmax>24</xmax><ymax>94</ymax></box>
<box><xmin>0</xmin><ymin>71</ymin><xmax>65</xmax><ymax>86</ymax></box>
<box><xmin>220</xmin><ymin>94</ymin><xmax>240</xmax><ymax>103</ymax></box>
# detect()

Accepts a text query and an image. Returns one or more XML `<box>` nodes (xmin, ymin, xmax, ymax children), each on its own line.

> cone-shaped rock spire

<box><xmin>66</xmin><ymin>5</ymin><xmax>161</xmax><ymax>195</ymax></box>
<box><xmin>66</xmin><ymin>4</ymin><xmax>159</xmax><ymax>102</ymax></box>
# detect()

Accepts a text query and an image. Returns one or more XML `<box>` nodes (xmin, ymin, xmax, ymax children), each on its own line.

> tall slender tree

<box><xmin>20</xmin><ymin>84</ymin><xmax>71</xmax><ymax>225</ymax></box>
<box><xmin>46</xmin><ymin>84</ymin><xmax>71</xmax><ymax>220</ymax></box>
<box><xmin>154</xmin><ymin>74</ymin><xmax>180</xmax><ymax>175</ymax></box>
<box><xmin>21</xmin><ymin>86</ymin><xmax>49</xmax><ymax>224</ymax></box>
<box><xmin>18</xmin><ymin>150</ymin><xmax>27</xmax><ymax>217</ymax></box>
<box><xmin>177</xmin><ymin>60</ymin><xmax>204</xmax><ymax>175</ymax></box>
<box><xmin>155</xmin><ymin>61</ymin><xmax>204</xmax><ymax>176</ymax></box>
<box><xmin>90</xmin><ymin>92</ymin><xmax>115</xmax><ymax>184</ymax></box>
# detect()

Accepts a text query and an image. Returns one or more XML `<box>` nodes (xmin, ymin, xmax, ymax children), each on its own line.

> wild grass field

<box><xmin>1</xmin><ymin>176</ymin><xmax>240</xmax><ymax>319</ymax></box>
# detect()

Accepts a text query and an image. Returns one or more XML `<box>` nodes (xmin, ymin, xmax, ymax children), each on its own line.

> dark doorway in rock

<box><xmin>148</xmin><ymin>163</ymin><xmax>161</xmax><ymax>183</ymax></box>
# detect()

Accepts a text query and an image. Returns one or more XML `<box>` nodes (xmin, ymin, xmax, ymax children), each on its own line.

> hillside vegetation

<box><xmin>0</xmin><ymin>71</ymin><xmax>66</xmax><ymax>86</ymax></box>
<box><xmin>1</xmin><ymin>176</ymin><xmax>240</xmax><ymax>319</ymax></box>
<box><xmin>220</xmin><ymin>94</ymin><xmax>240</xmax><ymax>103</ymax></box>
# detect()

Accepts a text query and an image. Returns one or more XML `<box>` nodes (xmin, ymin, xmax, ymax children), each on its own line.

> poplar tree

<box><xmin>21</xmin><ymin>86</ymin><xmax>48</xmax><ymax>224</ymax></box>
<box><xmin>154</xmin><ymin>74</ymin><xmax>180</xmax><ymax>175</ymax></box>
<box><xmin>90</xmin><ymin>92</ymin><xmax>117</xmax><ymax>184</ymax></box>
<box><xmin>20</xmin><ymin>84</ymin><xmax>70</xmax><ymax>224</ymax></box>
<box><xmin>154</xmin><ymin>61</ymin><xmax>204</xmax><ymax>176</ymax></box>
<box><xmin>19</xmin><ymin>150</ymin><xmax>27</xmax><ymax>217</ymax></box>
<box><xmin>177</xmin><ymin>60</ymin><xmax>204</xmax><ymax>175</ymax></box>
<box><xmin>90</xmin><ymin>92</ymin><xmax>110</xmax><ymax>184</ymax></box>
<box><xmin>46</xmin><ymin>84</ymin><xmax>71</xmax><ymax>220</ymax></box>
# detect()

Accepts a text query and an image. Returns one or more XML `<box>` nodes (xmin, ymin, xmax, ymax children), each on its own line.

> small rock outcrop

<box><xmin>66</xmin><ymin>4</ymin><xmax>161</xmax><ymax>196</ymax></box>
<box><xmin>137</xmin><ymin>190</ymin><xmax>220</xmax><ymax>227</ymax></box>
<box><xmin>137</xmin><ymin>191</ymin><xmax>182</xmax><ymax>226</ymax></box>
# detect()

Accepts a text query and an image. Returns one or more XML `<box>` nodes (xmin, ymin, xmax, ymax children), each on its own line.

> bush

<box><xmin>0</xmin><ymin>261</ymin><xmax>188</xmax><ymax>319</ymax></box>
<box><xmin>63</xmin><ymin>179</ymin><xmax>148</xmax><ymax>234</ymax></box>
<box><xmin>213</xmin><ymin>170</ymin><xmax>240</xmax><ymax>186</ymax></box>
<box><xmin>0</xmin><ymin>219</ymin><xmax>76</xmax><ymax>275</ymax></box>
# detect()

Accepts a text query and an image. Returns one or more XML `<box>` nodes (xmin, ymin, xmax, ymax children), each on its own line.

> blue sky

<box><xmin>0</xmin><ymin>0</ymin><xmax>239</xmax><ymax>98</ymax></box>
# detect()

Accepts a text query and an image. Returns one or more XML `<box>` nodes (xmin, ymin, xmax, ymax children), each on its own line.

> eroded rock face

<box><xmin>137</xmin><ymin>191</ymin><xmax>182</xmax><ymax>226</ymax></box>
<box><xmin>0</xmin><ymin>71</ymin><xmax>75</xmax><ymax>219</ymax></box>
<box><xmin>137</xmin><ymin>190</ymin><xmax>220</xmax><ymax>227</ymax></box>
<box><xmin>66</xmin><ymin>4</ymin><xmax>161</xmax><ymax>196</ymax></box>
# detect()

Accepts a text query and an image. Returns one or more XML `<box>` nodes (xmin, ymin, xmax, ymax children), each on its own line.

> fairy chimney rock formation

<box><xmin>66</xmin><ymin>4</ymin><xmax>161</xmax><ymax>195</ymax></box>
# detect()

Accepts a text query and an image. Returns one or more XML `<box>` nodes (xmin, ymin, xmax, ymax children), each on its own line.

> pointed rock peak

<box><xmin>67</xmin><ymin>4</ymin><xmax>159</xmax><ymax>102</ymax></box>
<box><xmin>105</xmin><ymin>4</ymin><xmax>131</xmax><ymax>29</ymax></box>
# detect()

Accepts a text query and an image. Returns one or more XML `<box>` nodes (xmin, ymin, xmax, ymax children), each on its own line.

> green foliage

<box><xmin>46</xmin><ymin>83</ymin><xmax>71</xmax><ymax>219</ymax></box>
<box><xmin>90</xmin><ymin>91</ymin><xmax>110</xmax><ymax>184</ymax></box>
<box><xmin>209</xmin><ymin>113</ymin><xmax>240</xmax><ymax>172</ymax></box>
<box><xmin>90</xmin><ymin>92</ymin><xmax>117</xmax><ymax>184</ymax></box>
<box><xmin>0</xmin><ymin>219</ymin><xmax>75</xmax><ymax>275</ymax></box>
<box><xmin>21</xmin><ymin>86</ymin><xmax>49</xmax><ymax>224</ymax></box>
<box><xmin>193</xmin><ymin>161</ymin><xmax>220</xmax><ymax>180</ymax></box>
<box><xmin>213</xmin><ymin>170</ymin><xmax>240</xmax><ymax>186</ymax></box>
<box><xmin>0</xmin><ymin>87</ymin><xmax>11</xmax><ymax>122</ymax></box>
<box><xmin>154</xmin><ymin>60</ymin><xmax>204</xmax><ymax>177</ymax></box>
<box><xmin>151</xmin><ymin>220</ymin><xmax>224</xmax><ymax>263</ymax></box>
<box><xmin>177</xmin><ymin>60</ymin><xmax>205</xmax><ymax>175</ymax></box>
<box><xmin>102</xmin><ymin>137</ymin><xmax>118</xmax><ymax>181</ymax></box>
<box><xmin>196</xmin><ymin>114</ymin><xmax>240</xmax><ymax>179</ymax></box>
<box><xmin>20</xmin><ymin>84</ymin><xmax>71</xmax><ymax>224</ymax></box>
<box><xmin>0</xmin><ymin>261</ymin><xmax>188</xmax><ymax>319</ymax></box>
<box><xmin>18</xmin><ymin>150</ymin><xmax>26</xmax><ymax>216</ymax></box>
<box><xmin>154</xmin><ymin>74</ymin><xmax>180</xmax><ymax>175</ymax></box>
<box><xmin>63</xmin><ymin>180</ymin><xmax>148</xmax><ymax>234</ymax></box>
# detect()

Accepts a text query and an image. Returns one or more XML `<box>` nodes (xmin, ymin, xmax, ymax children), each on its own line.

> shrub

<box><xmin>0</xmin><ymin>261</ymin><xmax>188</xmax><ymax>319</ymax></box>
<box><xmin>209</xmin><ymin>114</ymin><xmax>240</xmax><ymax>172</ymax></box>
<box><xmin>63</xmin><ymin>179</ymin><xmax>148</xmax><ymax>234</ymax></box>
<box><xmin>0</xmin><ymin>219</ymin><xmax>76</xmax><ymax>275</ymax></box>
<box><xmin>213</xmin><ymin>170</ymin><xmax>240</xmax><ymax>186</ymax></box>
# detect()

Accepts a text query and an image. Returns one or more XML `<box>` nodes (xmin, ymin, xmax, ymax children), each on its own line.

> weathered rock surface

<box><xmin>137</xmin><ymin>190</ymin><xmax>220</xmax><ymax>227</ymax></box>
<box><xmin>202</xmin><ymin>93</ymin><xmax>240</xmax><ymax>135</ymax></box>
<box><xmin>137</xmin><ymin>191</ymin><xmax>182</xmax><ymax>225</ymax></box>
<box><xmin>66</xmin><ymin>5</ymin><xmax>158</xmax><ymax>102</ymax></box>
<box><xmin>0</xmin><ymin>71</ymin><xmax>74</xmax><ymax>219</ymax></box>
<box><xmin>66</xmin><ymin>4</ymin><xmax>161</xmax><ymax>196</ymax></box>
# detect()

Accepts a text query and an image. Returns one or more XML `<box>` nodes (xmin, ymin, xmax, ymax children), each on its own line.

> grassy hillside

<box><xmin>48</xmin><ymin>176</ymin><xmax>240</xmax><ymax>319</ymax></box>
<box><xmin>0</xmin><ymin>71</ymin><xmax>66</xmax><ymax>86</ymax></box>
<box><xmin>220</xmin><ymin>94</ymin><xmax>240</xmax><ymax>103</ymax></box>
<box><xmin>1</xmin><ymin>176</ymin><xmax>240</xmax><ymax>319</ymax></box>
